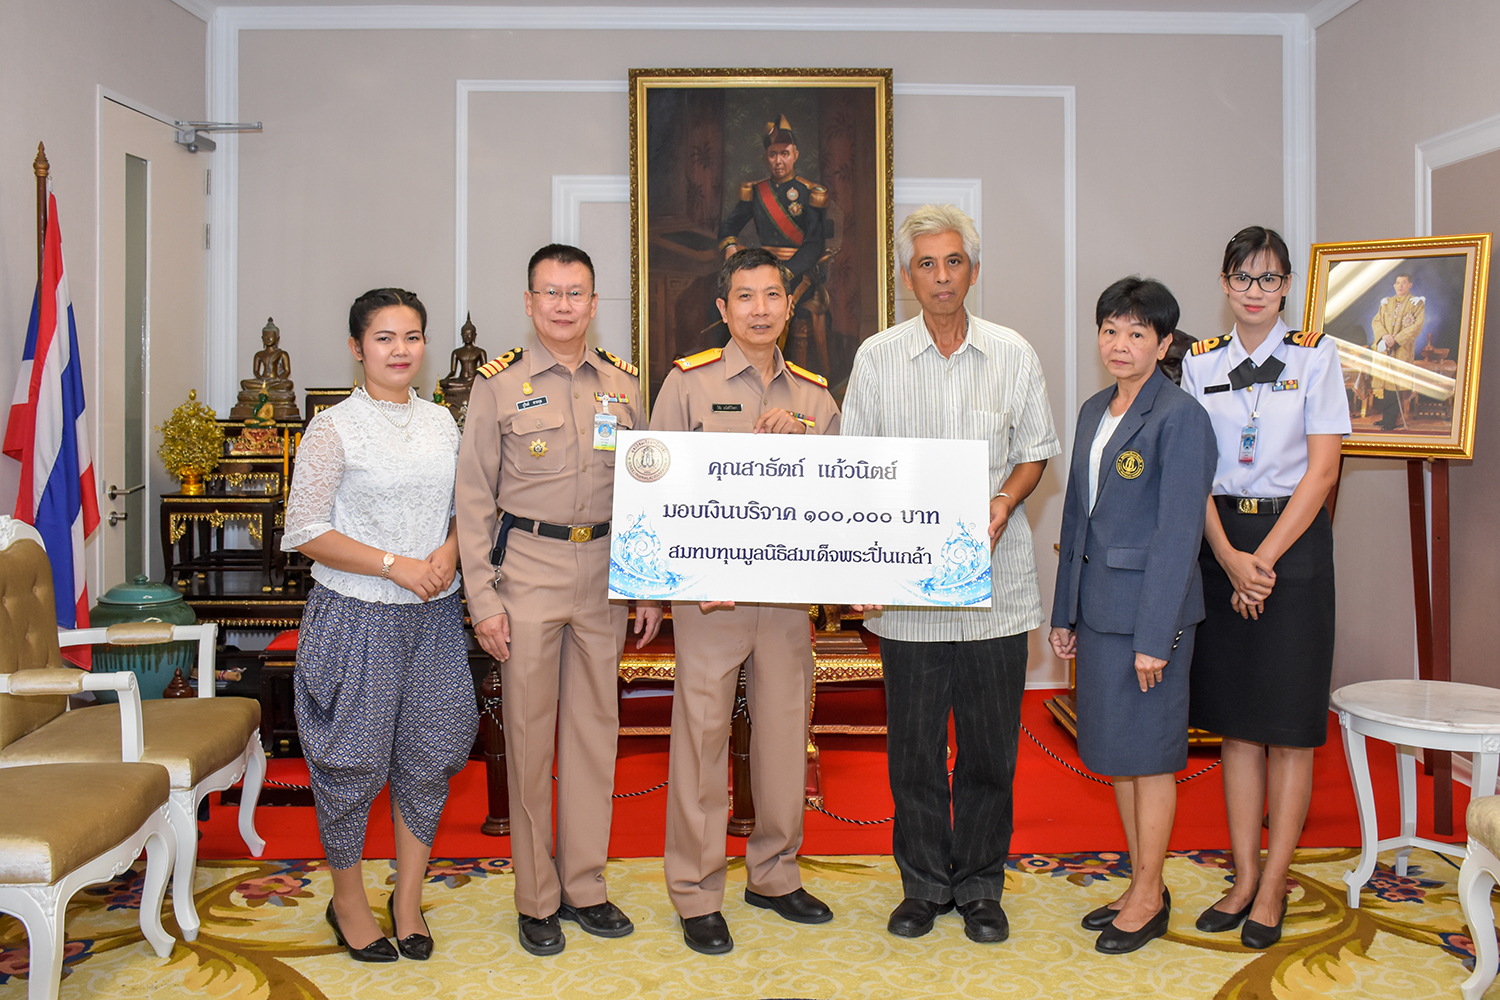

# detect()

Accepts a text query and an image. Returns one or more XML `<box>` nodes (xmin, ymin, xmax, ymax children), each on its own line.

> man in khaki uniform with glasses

<box><xmin>456</xmin><ymin>243</ymin><xmax>661</xmax><ymax>957</ymax></box>
<box><xmin>649</xmin><ymin>247</ymin><xmax>842</xmax><ymax>956</ymax></box>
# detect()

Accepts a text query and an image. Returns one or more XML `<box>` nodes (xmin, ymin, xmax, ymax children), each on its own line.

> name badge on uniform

<box><xmin>593</xmin><ymin>410</ymin><xmax>618</xmax><ymax>451</ymax></box>
<box><xmin>517</xmin><ymin>396</ymin><xmax>549</xmax><ymax>411</ymax></box>
<box><xmin>712</xmin><ymin>403</ymin><xmax>743</xmax><ymax>412</ymax></box>
<box><xmin>1238</xmin><ymin>424</ymin><xmax>1258</xmax><ymax>464</ymax></box>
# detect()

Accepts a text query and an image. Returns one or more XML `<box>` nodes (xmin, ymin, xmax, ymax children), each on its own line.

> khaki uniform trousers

<box><xmin>496</xmin><ymin>529</ymin><xmax>625</xmax><ymax>918</ymax></box>
<box><xmin>665</xmin><ymin>602</ymin><xmax>814</xmax><ymax>917</ymax></box>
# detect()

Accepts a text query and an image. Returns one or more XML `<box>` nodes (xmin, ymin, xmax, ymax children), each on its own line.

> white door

<box><xmin>97</xmin><ymin>97</ymin><xmax>208</xmax><ymax>587</ymax></box>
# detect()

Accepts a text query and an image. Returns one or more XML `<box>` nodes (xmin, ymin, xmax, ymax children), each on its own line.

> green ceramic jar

<box><xmin>90</xmin><ymin>576</ymin><xmax>199</xmax><ymax>700</ymax></box>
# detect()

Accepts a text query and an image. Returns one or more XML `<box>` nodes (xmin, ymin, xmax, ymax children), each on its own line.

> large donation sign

<box><xmin>608</xmin><ymin>430</ymin><xmax>992</xmax><ymax>606</ymax></box>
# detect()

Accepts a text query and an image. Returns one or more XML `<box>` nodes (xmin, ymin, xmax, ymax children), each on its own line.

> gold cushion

<box><xmin>0</xmin><ymin>698</ymin><xmax>261</xmax><ymax>788</ymax></box>
<box><xmin>0</xmin><ymin>538</ymin><xmax>67</xmax><ymax>751</ymax></box>
<box><xmin>7</xmin><ymin>667</ymin><xmax>85</xmax><ymax>696</ymax></box>
<box><xmin>0</xmin><ymin>762</ymin><xmax>169</xmax><ymax>885</ymax></box>
<box><xmin>1469</xmin><ymin>795</ymin><xmax>1500</xmax><ymax>855</ymax></box>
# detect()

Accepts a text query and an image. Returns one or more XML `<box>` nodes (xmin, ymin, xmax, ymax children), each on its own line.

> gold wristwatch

<box><xmin>381</xmin><ymin>552</ymin><xmax>395</xmax><ymax>579</ymax></box>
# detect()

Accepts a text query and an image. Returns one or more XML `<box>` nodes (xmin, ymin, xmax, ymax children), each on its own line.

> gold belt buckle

<box><xmin>1238</xmin><ymin>498</ymin><xmax>1259</xmax><ymax>514</ymax></box>
<box><xmin>569</xmin><ymin>525</ymin><xmax>594</xmax><ymax>543</ymax></box>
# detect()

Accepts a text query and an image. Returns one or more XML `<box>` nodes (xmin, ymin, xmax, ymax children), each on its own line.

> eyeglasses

<box><xmin>1226</xmin><ymin>271</ymin><xmax>1288</xmax><ymax>293</ymax></box>
<box><xmin>529</xmin><ymin>287</ymin><xmax>594</xmax><ymax>303</ymax></box>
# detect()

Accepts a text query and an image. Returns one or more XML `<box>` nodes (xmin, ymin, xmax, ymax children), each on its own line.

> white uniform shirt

<box><xmin>1180</xmin><ymin>318</ymin><xmax>1350</xmax><ymax>498</ymax></box>
<box><xmin>282</xmin><ymin>389</ymin><xmax>461</xmax><ymax>604</ymax></box>
<box><xmin>840</xmin><ymin>311</ymin><xmax>1061</xmax><ymax>641</ymax></box>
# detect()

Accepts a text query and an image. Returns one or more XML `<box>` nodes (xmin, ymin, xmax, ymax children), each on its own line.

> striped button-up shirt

<box><xmin>841</xmin><ymin>311</ymin><xmax>1060</xmax><ymax>641</ymax></box>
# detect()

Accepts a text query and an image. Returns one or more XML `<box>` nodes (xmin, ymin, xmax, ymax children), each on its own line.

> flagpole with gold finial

<box><xmin>34</xmin><ymin>142</ymin><xmax>49</xmax><ymax>286</ymax></box>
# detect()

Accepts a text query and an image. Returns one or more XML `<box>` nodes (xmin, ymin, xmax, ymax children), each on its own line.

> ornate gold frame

<box><xmin>1301</xmin><ymin>233</ymin><xmax>1490</xmax><ymax>459</ymax></box>
<box><xmin>629</xmin><ymin>68</ymin><xmax>895</xmax><ymax>413</ymax></box>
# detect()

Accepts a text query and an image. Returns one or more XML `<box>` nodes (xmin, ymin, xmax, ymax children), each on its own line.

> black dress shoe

<box><xmin>518</xmin><ymin>912</ymin><xmax>565</xmax><ymax>956</ymax></box>
<box><xmin>559</xmin><ymin>900</ymin><xmax>635</xmax><ymax>938</ymax></box>
<box><xmin>1082</xmin><ymin>887</ymin><xmax>1170</xmax><ymax>931</ymax></box>
<box><xmin>1095</xmin><ymin>902</ymin><xmax>1170</xmax><ymax>955</ymax></box>
<box><xmin>386</xmin><ymin>892</ymin><xmax>433</xmax><ymax>961</ymax></box>
<box><xmin>1195</xmin><ymin>898</ymin><xmax>1253</xmax><ymax>933</ymax></box>
<box><xmin>887</xmin><ymin>898</ymin><xmax>954</xmax><ymax>938</ymax></box>
<box><xmin>326</xmin><ymin>901</ymin><xmax>398</xmax><ymax>962</ymax></box>
<box><xmin>681</xmin><ymin>911</ymin><xmax>733</xmax><ymax>955</ymax></box>
<box><xmin>957</xmin><ymin>898</ymin><xmax>1009</xmax><ymax>944</ymax></box>
<box><xmin>1240</xmin><ymin>896</ymin><xmax>1287</xmax><ymax>950</ymax></box>
<box><xmin>745</xmin><ymin>887</ymin><xmax>833</xmax><ymax>924</ymax></box>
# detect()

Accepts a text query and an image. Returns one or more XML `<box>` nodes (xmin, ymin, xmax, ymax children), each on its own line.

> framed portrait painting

<box><xmin>1301</xmin><ymin>234</ymin><xmax>1491</xmax><ymax>459</ymax></box>
<box><xmin>629</xmin><ymin>68</ymin><xmax>894</xmax><ymax>410</ymax></box>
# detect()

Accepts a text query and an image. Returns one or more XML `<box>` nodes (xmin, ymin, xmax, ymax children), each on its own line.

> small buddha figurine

<box><xmin>231</xmin><ymin>318</ymin><xmax>301</xmax><ymax>421</ymax></box>
<box><xmin>438</xmin><ymin>313</ymin><xmax>486</xmax><ymax>421</ymax></box>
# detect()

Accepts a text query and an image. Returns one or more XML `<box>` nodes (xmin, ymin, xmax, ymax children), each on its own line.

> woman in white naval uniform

<box><xmin>1181</xmin><ymin>227</ymin><xmax>1349</xmax><ymax>950</ymax></box>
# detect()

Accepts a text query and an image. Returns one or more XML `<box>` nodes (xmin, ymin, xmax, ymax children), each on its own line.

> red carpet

<box><xmin>199</xmin><ymin>688</ymin><xmax>1470</xmax><ymax>861</ymax></box>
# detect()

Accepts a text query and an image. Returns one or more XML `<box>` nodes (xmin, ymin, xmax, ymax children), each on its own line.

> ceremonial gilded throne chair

<box><xmin>0</xmin><ymin>516</ymin><xmax>266</xmax><ymax>943</ymax></box>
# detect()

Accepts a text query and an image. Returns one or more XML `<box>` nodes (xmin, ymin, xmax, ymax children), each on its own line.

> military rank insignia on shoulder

<box><xmin>595</xmin><ymin>348</ymin><xmax>639</xmax><ymax>377</ymax></box>
<box><xmin>739</xmin><ymin>181</ymin><xmax>756</xmax><ymax>201</ymax></box>
<box><xmin>478</xmin><ymin>348</ymin><xmax>523</xmax><ymax>378</ymax></box>
<box><xmin>674</xmin><ymin>348</ymin><xmax>723</xmax><ymax>372</ymax></box>
<box><xmin>1190</xmin><ymin>335</ymin><xmax>1232</xmax><ymax>356</ymax></box>
<box><xmin>800</xmin><ymin>179</ymin><xmax>829</xmax><ymax>209</ymax></box>
<box><xmin>785</xmin><ymin>361</ymin><xmax>829</xmax><ymax>387</ymax></box>
<box><xmin>1284</xmin><ymin>329</ymin><xmax>1326</xmax><ymax>348</ymax></box>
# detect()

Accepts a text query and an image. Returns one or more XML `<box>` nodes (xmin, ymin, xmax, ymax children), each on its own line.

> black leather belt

<box><xmin>512</xmin><ymin>516</ymin><xmax>610</xmax><ymax>542</ymax></box>
<box><xmin>1216</xmin><ymin>495</ymin><xmax>1292</xmax><ymax>515</ymax></box>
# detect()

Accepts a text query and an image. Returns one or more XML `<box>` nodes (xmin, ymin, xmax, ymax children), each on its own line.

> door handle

<box><xmin>108</xmin><ymin>511</ymin><xmax>129</xmax><ymax>526</ymax></box>
<box><xmin>108</xmin><ymin>483</ymin><xmax>145</xmax><ymax>500</ymax></box>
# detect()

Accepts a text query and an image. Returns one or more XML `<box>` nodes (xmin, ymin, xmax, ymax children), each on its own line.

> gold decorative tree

<box><xmin>157</xmin><ymin>390</ymin><xmax>224</xmax><ymax>495</ymax></box>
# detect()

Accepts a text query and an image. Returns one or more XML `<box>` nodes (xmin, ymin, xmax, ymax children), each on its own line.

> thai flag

<box><xmin>3</xmin><ymin>185</ymin><xmax>100</xmax><ymax>638</ymax></box>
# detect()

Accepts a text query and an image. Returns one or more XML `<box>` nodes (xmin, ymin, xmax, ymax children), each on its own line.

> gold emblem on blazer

<box><xmin>529</xmin><ymin>439</ymin><xmax>548</xmax><ymax>459</ymax></box>
<box><xmin>1116</xmin><ymin>450</ymin><xmax>1144</xmax><ymax>480</ymax></box>
<box><xmin>522</xmin><ymin>381</ymin><xmax>533</xmax><ymax>395</ymax></box>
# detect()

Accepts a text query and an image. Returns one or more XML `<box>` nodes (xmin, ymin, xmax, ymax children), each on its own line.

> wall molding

<box><xmin>208</xmin><ymin>4</ymin><xmax>1310</xmax><ymax>451</ymax></box>
<box><xmin>1308</xmin><ymin>0</ymin><xmax>1363</xmax><ymax>30</ymax></box>
<box><xmin>551</xmin><ymin>175</ymin><xmax>629</xmax><ymax>246</ymax></box>
<box><xmin>1415</xmin><ymin>111</ymin><xmax>1500</xmax><ymax>237</ymax></box>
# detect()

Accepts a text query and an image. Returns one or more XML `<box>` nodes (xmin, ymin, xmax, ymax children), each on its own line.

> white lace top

<box><xmin>281</xmin><ymin>387</ymin><xmax>461</xmax><ymax>604</ymax></box>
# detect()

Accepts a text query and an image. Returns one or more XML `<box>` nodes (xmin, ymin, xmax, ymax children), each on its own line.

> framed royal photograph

<box><xmin>1301</xmin><ymin>233</ymin><xmax>1491</xmax><ymax>459</ymax></box>
<box><xmin>629</xmin><ymin>68</ymin><xmax>895</xmax><ymax>410</ymax></box>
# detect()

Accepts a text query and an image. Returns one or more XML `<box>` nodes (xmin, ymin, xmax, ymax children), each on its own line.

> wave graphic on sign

<box><xmin>904</xmin><ymin>521</ymin><xmax>992</xmax><ymax>606</ymax></box>
<box><xmin>610</xmin><ymin>512</ymin><xmax>690</xmax><ymax>598</ymax></box>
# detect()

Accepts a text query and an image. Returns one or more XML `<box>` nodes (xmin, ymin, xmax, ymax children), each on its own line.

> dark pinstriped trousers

<box><xmin>880</xmin><ymin>633</ymin><xmax>1028</xmax><ymax>906</ymax></box>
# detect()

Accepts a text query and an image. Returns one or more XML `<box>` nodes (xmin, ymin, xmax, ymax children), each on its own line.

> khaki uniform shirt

<box><xmin>455</xmin><ymin>340</ymin><xmax>641</xmax><ymax>623</ymax></box>
<box><xmin>648</xmin><ymin>339</ymin><xmax>841</xmax><ymax>436</ymax></box>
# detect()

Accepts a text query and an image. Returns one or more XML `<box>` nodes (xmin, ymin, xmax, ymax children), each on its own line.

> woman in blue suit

<box><xmin>1049</xmin><ymin>277</ymin><xmax>1216</xmax><ymax>954</ymax></box>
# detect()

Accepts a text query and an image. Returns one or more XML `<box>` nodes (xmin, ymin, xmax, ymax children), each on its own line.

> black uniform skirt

<box><xmin>1188</xmin><ymin>498</ymin><xmax>1336</xmax><ymax>747</ymax></box>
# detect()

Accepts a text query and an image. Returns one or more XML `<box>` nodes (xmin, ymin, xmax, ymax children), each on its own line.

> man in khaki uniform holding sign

<box><xmin>648</xmin><ymin>247</ymin><xmax>842</xmax><ymax>955</ymax></box>
<box><xmin>456</xmin><ymin>244</ymin><xmax>661</xmax><ymax>956</ymax></box>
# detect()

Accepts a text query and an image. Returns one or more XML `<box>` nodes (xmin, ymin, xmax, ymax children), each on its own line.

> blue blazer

<box><xmin>1050</xmin><ymin>368</ymin><xmax>1217</xmax><ymax>660</ymax></box>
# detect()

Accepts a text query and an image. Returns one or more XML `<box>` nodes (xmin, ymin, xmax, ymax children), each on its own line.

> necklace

<box><xmin>357</xmin><ymin>385</ymin><xmax>417</xmax><ymax>440</ymax></box>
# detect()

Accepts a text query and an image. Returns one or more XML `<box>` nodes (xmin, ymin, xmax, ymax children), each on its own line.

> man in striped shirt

<box><xmin>842</xmin><ymin>204</ymin><xmax>1060</xmax><ymax>944</ymax></box>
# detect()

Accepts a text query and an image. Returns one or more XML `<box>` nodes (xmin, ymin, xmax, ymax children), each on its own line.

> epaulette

<box><xmin>1284</xmin><ymin>329</ymin><xmax>1325</xmax><ymax>348</ymax></box>
<box><xmin>739</xmin><ymin>181</ymin><xmax>755</xmax><ymax>201</ymax></box>
<box><xmin>785</xmin><ymin>360</ymin><xmax>829</xmax><ymax>387</ymax></box>
<box><xmin>674</xmin><ymin>348</ymin><xmax>723</xmax><ymax>371</ymax></box>
<box><xmin>478</xmin><ymin>347</ymin><xmax>522</xmax><ymax>378</ymax></box>
<box><xmin>1190</xmin><ymin>334</ymin><xmax>1232</xmax><ymax>356</ymax></box>
<box><xmin>595</xmin><ymin>348</ymin><xmax>639</xmax><ymax>377</ymax></box>
<box><xmin>800</xmin><ymin>178</ymin><xmax>828</xmax><ymax>209</ymax></box>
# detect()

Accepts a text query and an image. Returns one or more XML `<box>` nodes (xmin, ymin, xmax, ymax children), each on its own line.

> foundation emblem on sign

<box><xmin>625</xmin><ymin>437</ymin><xmax>671</xmax><ymax>482</ymax></box>
<box><xmin>1115</xmin><ymin>450</ymin><xmax>1144</xmax><ymax>479</ymax></box>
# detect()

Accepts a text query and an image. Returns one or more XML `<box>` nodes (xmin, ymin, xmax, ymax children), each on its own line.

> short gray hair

<box><xmin>896</xmin><ymin>204</ymin><xmax>981</xmax><ymax>274</ymax></box>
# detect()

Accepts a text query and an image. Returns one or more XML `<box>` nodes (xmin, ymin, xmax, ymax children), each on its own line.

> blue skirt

<box><xmin>1074</xmin><ymin>616</ymin><xmax>1194</xmax><ymax>777</ymax></box>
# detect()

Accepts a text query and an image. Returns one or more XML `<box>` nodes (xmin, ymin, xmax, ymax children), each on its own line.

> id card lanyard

<box><xmin>1238</xmin><ymin>383</ymin><xmax>1267</xmax><ymax>464</ymax></box>
<box><xmin>593</xmin><ymin>397</ymin><xmax>618</xmax><ymax>451</ymax></box>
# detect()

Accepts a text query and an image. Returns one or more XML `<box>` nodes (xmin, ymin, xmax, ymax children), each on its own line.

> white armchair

<box><xmin>0</xmin><ymin>668</ymin><xmax>175</xmax><ymax>1000</ymax></box>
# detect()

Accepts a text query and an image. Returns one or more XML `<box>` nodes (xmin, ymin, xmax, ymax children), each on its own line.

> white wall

<box><xmin>1315</xmin><ymin>0</ymin><xmax>1500</xmax><ymax>687</ymax></box>
<box><xmin>234</xmin><ymin>21</ymin><xmax>1286</xmax><ymax>681</ymax></box>
<box><xmin>0</xmin><ymin>0</ymin><xmax>206</xmax><ymax>517</ymax></box>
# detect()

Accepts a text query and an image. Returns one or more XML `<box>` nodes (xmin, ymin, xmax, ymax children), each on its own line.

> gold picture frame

<box><xmin>629</xmin><ymin>68</ymin><xmax>895</xmax><ymax>411</ymax></box>
<box><xmin>1301</xmin><ymin>233</ymin><xmax>1490</xmax><ymax>459</ymax></box>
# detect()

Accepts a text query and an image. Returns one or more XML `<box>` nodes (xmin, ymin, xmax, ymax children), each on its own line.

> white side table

<box><xmin>1331</xmin><ymin>679</ymin><xmax>1500</xmax><ymax>908</ymax></box>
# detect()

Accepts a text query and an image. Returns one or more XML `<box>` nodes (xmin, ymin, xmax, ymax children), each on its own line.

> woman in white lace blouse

<box><xmin>281</xmin><ymin>288</ymin><xmax>478</xmax><ymax>963</ymax></box>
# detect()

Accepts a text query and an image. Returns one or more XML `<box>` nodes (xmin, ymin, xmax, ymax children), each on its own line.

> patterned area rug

<box><xmin>0</xmin><ymin>849</ymin><xmax>1490</xmax><ymax>999</ymax></box>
